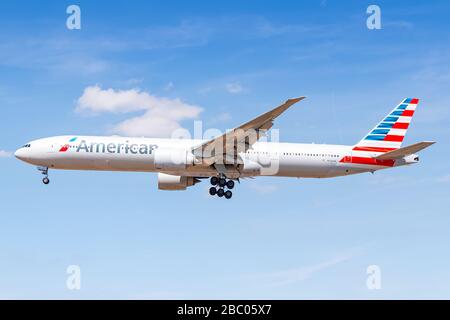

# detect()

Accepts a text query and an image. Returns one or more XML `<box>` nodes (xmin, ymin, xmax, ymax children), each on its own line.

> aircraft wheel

<box><xmin>217</xmin><ymin>188</ymin><xmax>225</xmax><ymax>197</ymax></box>
<box><xmin>209</xmin><ymin>187</ymin><xmax>217</xmax><ymax>196</ymax></box>
<box><xmin>42</xmin><ymin>177</ymin><xmax>50</xmax><ymax>185</ymax></box>
<box><xmin>210</xmin><ymin>177</ymin><xmax>219</xmax><ymax>186</ymax></box>
<box><xmin>225</xmin><ymin>190</ymin><xmax>232</xmax><ymax>199</ymax></box>
<box><xmin>218</xmin><ymin>178</ymin><xmax>226</xmax><ymax>187</ymax></box>
<box><xmin>226</xmin><ymin>180</ymin><xmax>234</xmax><ymax>189</ymax></box>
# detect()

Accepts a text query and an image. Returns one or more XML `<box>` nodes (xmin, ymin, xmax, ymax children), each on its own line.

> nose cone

<box><xmin>14</xmin><ymin>148</ymin><xmax>27</xmax><ymax>161</ymax></box>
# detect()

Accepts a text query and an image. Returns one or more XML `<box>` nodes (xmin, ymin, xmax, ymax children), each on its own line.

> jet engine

<box><xmin>158</xmin><ymin>173</ymin><xmax>200</xmax><ymax>191</ymax></box>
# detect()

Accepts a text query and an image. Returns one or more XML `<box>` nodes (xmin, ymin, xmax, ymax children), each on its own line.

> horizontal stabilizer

<box><xmin>375</xmin><ymin>141</ymin><xmax>435</xmax><ymax>160</ymax></box>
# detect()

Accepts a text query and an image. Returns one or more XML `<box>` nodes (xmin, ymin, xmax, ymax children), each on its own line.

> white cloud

<box><xmin>76</xmin><ymin>86</ymin><xmax>151</xmax><ymax>114</ymax></box>
<box><xmin>76</xmin><ymin>85</ymin><xmax>202</xmax><ymax>137</ymax></box>
<box><xmin>0</xmin><ymin>150</ymin><xmax>12</xmax><ymax>158</ymax></box>
<box><xmin>225</xmin><ymin>82</ymin><xmax>244</xmax><ymax>94</ymax></box>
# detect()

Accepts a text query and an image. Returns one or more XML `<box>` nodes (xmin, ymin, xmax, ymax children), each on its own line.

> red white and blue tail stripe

<box><xmin>341</xmin><ymin>98</ymin><xmax>420</xmax><ymax>167</ymax></box>
<box><xmin>354</xmin><ymin>98</ymin><xmax>419</xmax><ymax>152</ymax></box>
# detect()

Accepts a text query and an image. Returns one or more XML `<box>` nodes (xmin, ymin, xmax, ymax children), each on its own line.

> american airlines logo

<box><xmin>60</xmin><ymin>138</ymin><xmax>158</xmax><ymax>155</ymax></box>
<box><xmin>59</xmin><ymin>137</ymin><xmax>78</xmax><ymax>152</ymax></box>
<box><xmin>77</xmin><ymin>140</ymin><xmax>158</xmax><ymax>154</ymax></box>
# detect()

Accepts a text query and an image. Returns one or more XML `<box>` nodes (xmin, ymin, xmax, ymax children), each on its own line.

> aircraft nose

<box><xmin>14</xmin><ymin>148</ymin><xmax>26</xmax><ymax>160</ymax></box>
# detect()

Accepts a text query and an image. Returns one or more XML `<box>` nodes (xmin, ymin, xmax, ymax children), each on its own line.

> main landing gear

<box><xmin>38</xmin><ymin>166</ymin><xmax>50</xmax><ymax>185</ymax></box>
<box><xmin>209</xmin><ymin>176</ymin><xmax>234</xmax><ymax>199</ymax></box>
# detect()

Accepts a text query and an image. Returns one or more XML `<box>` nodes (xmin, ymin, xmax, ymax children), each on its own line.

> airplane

<box><xmin>14</xmin><ymin>97</ymin><xmax>434</xmax><ymax>199</ymax></box>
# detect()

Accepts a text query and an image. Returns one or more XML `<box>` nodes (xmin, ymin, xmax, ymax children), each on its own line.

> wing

<box><xmin>192</xmin><ymin>96</ymin><xmax>306</xmax><ymax>166</ymax></box>
<box><xmin>375</xmin><ymin>141</ymin><xmax>435</xmax><ymax>160</ymax></box>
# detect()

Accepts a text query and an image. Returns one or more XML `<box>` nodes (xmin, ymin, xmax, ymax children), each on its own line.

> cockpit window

<box><xmin>22</xmin><ymin>144</ymin><xmax>31</xmax><ymax>148</ymax></box>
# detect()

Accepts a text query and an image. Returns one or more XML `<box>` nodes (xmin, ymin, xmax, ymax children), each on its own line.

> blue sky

<box><xmin>0</xmin><ymin>0</ymin><xmax>449</xmax><ymax>299</ymax></box>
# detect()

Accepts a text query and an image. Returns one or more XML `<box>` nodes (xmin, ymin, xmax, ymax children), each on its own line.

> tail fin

<box><xmin>353</xmin><ymin>98</ymin><xmax>419</xmax><ymax>153</ymax></box>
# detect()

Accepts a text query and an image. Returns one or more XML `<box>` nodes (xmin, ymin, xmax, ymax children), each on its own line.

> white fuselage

<box><xmin>14</xmin><ymin>135</ymin><xmax>412</xmax><ymax>179</ymax></box>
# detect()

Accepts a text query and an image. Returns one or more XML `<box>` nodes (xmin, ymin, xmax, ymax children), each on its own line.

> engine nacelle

<box><xmin>154</xmin><ymin>148</ymin><xmax>194</xmax><ymax>170</ymax></box>
<box><xmin>158</xmin><ymin>173</ymin><xmax>200</xmax><ymax>191</ymax></box>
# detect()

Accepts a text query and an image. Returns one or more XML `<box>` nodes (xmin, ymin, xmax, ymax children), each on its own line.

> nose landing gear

<box><xmin>209</xmin><ymin>176</ymin><xmax>235</xmax><ymax>199</ymax></box>
<box><xmin>38</xmin><ymin>166</ymin><xmax>50</xmax><ymax>185</ymax></box>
